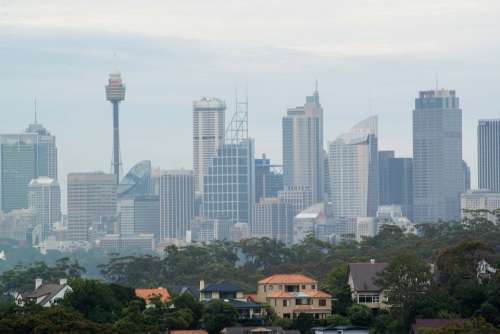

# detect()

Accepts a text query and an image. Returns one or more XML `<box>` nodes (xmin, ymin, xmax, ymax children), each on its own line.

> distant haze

<box><xmin>1</xmin><ymin>0</ymin><xmax>500</xmax><ymax>211</ymax></box>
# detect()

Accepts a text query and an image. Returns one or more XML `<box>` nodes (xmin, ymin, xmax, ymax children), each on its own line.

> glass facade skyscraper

<box><xmin>0</xmin><ymin>122</ymin><xmax>57</xmax><ymax>213</ymax></box>
<box><xmin>413</xmin><ymin>90</ymin><xmax>463</xmax><ymax>223</ymax></box>
<box><xmin>254</xmin><ymin>154</ymin><xmax>283</xmax><ymax>204</ymax></box>
<box><xmin>329</xmin><ymin>116</ymin><xmax>379</xmax><ymax>219</ymax></box>
<box><xmin>478</xmin><ymin>119</ymin><xmax>500</xmax><ymax>192</ymax></box>
<box><xmin>28</xmin><ymin>177</ymin><xmax>61</xmax><ymax>243</ymax></box>
<box><xmin>282</xmin><ymin>88</ymin><xmax>324</xmax><ymax>204</ymax></box>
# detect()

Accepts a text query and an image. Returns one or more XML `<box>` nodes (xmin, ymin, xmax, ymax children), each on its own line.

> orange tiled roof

<box><xmin>258</xmin><ymin>274</ymin><xmax>317</xmax><ymax>284</ymax></box>
<box><xmin>302</xmin><ymin>289</ymin><xmax>332</xmax><ymax>298</ymax></box>
<box><xmin>135</xmin><ymin>287</ymin><xmax>170</xmax><ymax>304</ymax></box>
<box><xmin>269</xmin><ymin>291</ymin><xmax>293</xmax><ymax>298</ymax></box>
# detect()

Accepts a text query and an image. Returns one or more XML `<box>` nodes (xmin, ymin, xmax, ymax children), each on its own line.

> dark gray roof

<box><xmin>169</xmin><ymin>285</ymin><xmax>200</xmax><ymax>297</ymax></box>
<box><xmin>23</xmin><ymin>283</ymin><xmax>67</xmax><ymax>305</ymax></box>
<box><xmin>348</xmin><ymin>262</ymin><xmax>388</xmax><ymax>292</ymax></box>
<box><xmin>201</xmin><ymin>281</ymin><xmax>243</xmax><ymax>293</ymax></box>
<box><xmin>222</xmin><ymin>327</ymin><xmax>299</xmax><ymax>334</ymax></box>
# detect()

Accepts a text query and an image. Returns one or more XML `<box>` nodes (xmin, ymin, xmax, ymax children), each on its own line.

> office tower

<box><xmin>193</xmin><ymin>97</ymin><xmax>226</xmax><ymax>193</ymax></box>
<box><xmin>133</xmin><ymin>195</ymin><xmax>160</xmax><ymax>239</ymax></box>
<box><xmin>253</xmin><ymin>197</ymin><xmax>294</xmax><ymax>244</ymax></box>
<box><xmin>377</xmin><ymin>205</ymin><xmax>417</xmax><ymax>235</ymax></box>
<box><xmin>159</xmin><ymin>170</ymin><xmax>194</xmax><ymax>240</ymax></box>
<box><xmin>0</xmin><ymin>122</ymin><xmax>57</xmax><ymax>213</ymax></box>
<box><xmin>105</xmin><ymin>72</ymin><xmax>126</xmax><ymax>184</ymax></box>
<box><xmin>461</xmin><ymin>190</ymin><xmax>500</xmax><ymax>223</ymax></box>
<box><xmin>117</xmin><ymin>160</ymin><xmax>153</xmax><ymax>199</ymax></box>
<box><xmin>277</xmin><ymin>186</ymin><xmax>313</xmax><ymax>216</ymax></box>
<box><xmin>462</xmin><ymin>160</ymin><xmax>471</xmax><ymax>192</ymax></box>
<box><xmin>329</xmin><ymin>116</ymin><xmax>379</xmax><ymax>219</ymax></box>
<box><xmin>478</xmin><ymin>119</ymin><xmax>500</xmax><ymax>192</ymax></box>
<box><xmin>28</xmin><ymin>177</ymin><xmax>61</xmax><ymax>242</ymax></box>
<box><xmin>203</xmin><ymin>97</ymin><xmax>255</xmax><ymax>225</ymax></box>
<box><xmin>413</xmin><ymin>90</ymin><xmax>463</xmax><ymax>223</ymax></box>
<box><xmin>324</xmin><ymin>151</ymin><xmax>330</xmax><ymax>202</ymax></box>
<box><xmin>255</xmin><ymin>154</ymin><xmax>283</xmax><ymax>204</ymax></box>
<box><xmin>378</xmin><ymin>151</ymin><xmax>413</xmax><ymax>220</ymax></box>
<box><xmin>191</xmin><ymin>217</ymin><xmax>232</xmax><ymax>242</ymax></box>
<box><xmin>67</xmin><ymin>172</ymin><xmax>117</xmax><ymax>241</ymax></box>
<box><xmin>282</xmin><ymin>86</ymin><xmax>324</xmax><ymax>204</ymax></box>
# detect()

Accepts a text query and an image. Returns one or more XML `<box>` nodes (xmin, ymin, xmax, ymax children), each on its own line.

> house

<box><xmin>221</xmin><ymin>327</ymin><xmax>300</xmax><ymax>334</ymax></box>
<box><xmin>348</xmin><ymin>260</ymin><xmax>388</xmax><ymax>310</ymax></box>
<box><xmin>16</xmin><ymin>278</ymin><xmax>72</xmax><ymax>307</ymax></box>
<box><xmin>313</xmin><ymin>326</ymin><xmax>369</xmax><ymax>334</ymax></box>
<box><xmin>168</xmin><ymin>285</ymin><xmax>200</xmax><ymax>299</ymax></box>
<box><xmin>410</xmin><ymin>319</ymin><xmax>467</xmax><ymax>334</ymax></box>
<box><xmin>256</xmin><ymin>274</ymin><xmax>332</xmax><ymax>320</ymax></box>
<box><xmin>135</xmin><ymin>287</ymin><xmax>170</xmax><ymax>305</ymax></box>
<box><xmin>199</xmin><ymin>280</ymin><xmax>263</xmax><ymax>320</ymax></box>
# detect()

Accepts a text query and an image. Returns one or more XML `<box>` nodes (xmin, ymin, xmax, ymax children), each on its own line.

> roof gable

<box><xmin>258</xmin><ymin>274</ymin><xmax>317</xmax><ymax>284</ymax></box>
<box><xmin>201</xmin><ymin>281</ymin><xmax>243</xmax><ymax>293</ymax></box>
<box><xmin>348</xmin><ymin>263</ymin><xmax>388</xmax><ymax>292</ymax></box>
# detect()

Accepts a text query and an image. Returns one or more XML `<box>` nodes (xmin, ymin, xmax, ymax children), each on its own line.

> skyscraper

<box><xmin>478</xmin><ymin>119</ymin><xmax>500</xmax><ymax>192</ymax></box>
<box><xmin>28</xmin><ymin>177</ymin><xmax>61</xmax><ymax>243</ymax></box>
<box><xmin>203</xmin><ymin>96</ymin><xmax>255</xmax><ymax>226</ymax></box>
<box><xmin>159</xmin><ymin>170</ymin><xmax>194</xmax><ymax>241</ymax></box>
<box><xmin>67</xmin><ymin>172</ymin><xmax>117</xmax><ymax>241</ymax></box>
<box><xmin>413</xmin><ymin>90</ymin><xmax>463</xmax><ymax>223</ymax></box>
<box><xmin>0</xmin><ymin>122</ymin><xmax>57</xmax><ymax>213</ymax></box>
<box><xmin>105</xmin><ymin>72</ymin><xmax>126</xmax><ymax>185</ymax></box>
<box><xmin>255</xmin><ymin>154</ymin><xmax>283</xmax><ymax>204</ymax></box>
<box><xmin>378</xmin><ymin>151</ymin><xmax>413</xmax><ymax>220</ymax></box>
<box><xmin>462</xmin><ymin>160</ymin><xmax>471</xmax><ymax>192</ymax></box>
<box><xmin>329</xmin><ymin>116</ymin><xmax>379</xmax><ymax>219</ymax></box>
<box><xmin>282</xmin><ymin>86</ymin><xmax>324</xmax><ymax>203</ymax></box>
<box><xmin>193</xmin><ymin>97</ymin><xmax>226</xmax><ymax>193</ymax></box>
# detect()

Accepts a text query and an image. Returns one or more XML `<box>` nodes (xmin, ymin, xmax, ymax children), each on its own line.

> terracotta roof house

<box><xmin>135</xmin><ymin>287</ymin><xmax>170</xmax><ymax>304</ymax></box>
<box><xmin>16</xmin><ymin>278</ymin><xmax>72</xmax><ymax>307</ymax></box>
<box><xmin>348</xmin><ymin>261</ymin><xmax>388</xmax><ymax>310</ymax></box>
<box><xmin>221</xmin><ymin>327</ymin><xmax>300</xmax><ymax>334</ymax></box>
<box><xmin>410</xmin><ymin>319</ymin><xmax>467</xmax><ymax>334</ymax></box>
<box><xmin>256</xmin><ymin>274</ymin><xmax>332</xmax><ymax>320</ymax></box>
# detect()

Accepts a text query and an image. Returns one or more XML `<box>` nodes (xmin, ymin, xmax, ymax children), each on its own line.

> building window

<box><xmin>283</xmin><ymin>300</ymin><xmax>288</xmax><ymax>307</ymax></box>
<box><xmin>311</xmin><ymin>285</ymin><xmax>316</xmax><ymax>290</ymax></box>
<box><xmin>301</xmin><ymin>285</ymin><xmax>306</xmax><ymax>290</ymax></box>
<box><xmin>283</xmin><ymin>313</ymin><xmax>291</xmax><ymax>319</ymax></box>
<box><xmin>358</xmin><ymin>294</ymin><xmax>379</xmax><ymax>304</ymax></box>
<box><xmin>269</xmin><ymin>285</ymin><xmax>273</xmax><ymax>291</ymax></box>
<box><xmin>203</xmin><ymin>292</ymin><xmax>212</xmax><ymax>299</ymax></box>
<box><xmin>319</xmin><ymin>299</ymin><xmax>326</xmax><ymax>306</ymax></box>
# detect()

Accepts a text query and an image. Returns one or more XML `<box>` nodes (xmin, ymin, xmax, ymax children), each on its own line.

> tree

<box><xmin>324</xmin><ymin>264</ymin><xmax>352</xmax><ymax>315</ymax></box>
<box><xmin>346</xmin><ymin>304</ymin><xmax>373</xmax><ymax>327</ymax></box>
<box><xmin>170</xmin><ymin>293</ymin><xmax>204</xmax><ymax>328</ymax></box>
<box><xmin>418</xmin><ymin>318</ymin><xmax>500</xmax><ymax>334</ymax></box>
<box><xmin>202</xmin><ymin>300</ymin><xmax>238</xmax><ymax>334</ymax></box>
<box><xmin>375</xmin><ymin>252</ymin><xmax>432</xmax><ymax>327</ymax></box>
<box><xmin>294</xmin><ymin>313</ymin><xmax>314</xmax><ymax>334</ymax></box>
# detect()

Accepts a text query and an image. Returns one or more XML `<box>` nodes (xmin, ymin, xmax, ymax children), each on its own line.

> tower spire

<box><xmin>34</xmin><ymin>98</ymin><xmax>38</xmax><ymax>124</ymax></box>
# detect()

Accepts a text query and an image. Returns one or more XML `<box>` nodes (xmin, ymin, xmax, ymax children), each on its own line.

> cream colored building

<box><xmin>256</xmin><ymin>274</ymin><xmax>331</xmax><ymax>319</ymax></box>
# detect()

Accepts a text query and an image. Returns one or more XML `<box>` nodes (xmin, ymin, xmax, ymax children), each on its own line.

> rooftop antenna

<box><xmin>315</xmin><ymin>79</ymin><xmax>318</xmax><ymax>93</ymax></box>
<box><xmin>435</xmin><ymin>72</ymin><xmax>439</xmax><ymax>91</ymax></box>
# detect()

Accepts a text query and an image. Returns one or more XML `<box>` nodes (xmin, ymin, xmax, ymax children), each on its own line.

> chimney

<box><xmin>35</xmin><ymin>278</ymin><xmax>43</xmax><ymax>289</ymax></box>
<box><xmin>199</xmin><ymin>280</ymin><xmax>205</xmax><ymax>291</ymax></box>
<box><xmin>60</xmin><ymin>278</ymin><xmax>68</xmax><ymax>285</ymax></box>
<box><xmin>370</xmin><ymin>259</ymin><xmax>375</xmax><ymax>264</ymax></box>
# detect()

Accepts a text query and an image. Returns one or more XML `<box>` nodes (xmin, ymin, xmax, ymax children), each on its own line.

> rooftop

<box><xmin>135</xmin><ymin>287</ymin><xmax>170</xmax><ymax>304</ymax></box>
<box><xmin>201</xmin><ymin>281</ymin><xmax>243</xmax><ymax>293</ymax></box>
<box><xmin>259</xmin><ymin>274</ymin><xmax>317</xmax><ymax>284</ymax></box>
<box><xmin>348</xmin><ymin>262</ymin><xmax>388</xmax><ymax>292</ymax></box>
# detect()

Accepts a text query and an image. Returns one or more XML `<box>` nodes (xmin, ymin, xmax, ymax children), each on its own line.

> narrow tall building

<box><xmin>329</xmin><ymin>116</ymin><xmax>379</xmax><ymax>219</ymax></box>
<box><xmin>478</xmin><ymin>119</ymin><xmax>500</xmax><ymax>192</ymax></box>
<box><xmin>413</xmin><ymin>90</ymin><xmax>463</xmax><ymax>223</ymax></box>
<box><xmin>105</xmin><ymin>72</ymin><xmax>126</xmax><ymax>184</ymax></box>
<box><xmin>0</xmin><ymin>122</ymin><xmax>57</xmax><ymax>213</ymax></box>
<box><xmin>253</xmin><ymin>197</ymin><xmax>294</xmax><ymax>244</ymax></box>
<box><xmin>67</xmin><ymin>172</ymin><xmax>117</xmax><ymax>241</ymax></box>
<box><xmin>159</xmin><ymin>170</ymin><xmax>194</xmax><ymax>241</ymax></box>
<box><xmin>192</xmin><ymin>97</ymin><xmax>226</xmax><ymax>193</ymax></box>
<box><xmin>28</xmin><ymin>177</ymin><xmax>61</xmax><ymax>243</ymax></box>
<box><xmin>255</xmin><ymin>154</ymin><xmax>283</xmax><ymax>204</ymax></box>
<box><xmin>282</xmin><ymin>87</ymin><xmax>324</xmax><ymax>204</ymax></box>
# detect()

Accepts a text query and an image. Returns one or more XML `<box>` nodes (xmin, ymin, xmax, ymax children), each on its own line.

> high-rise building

<box><xmin>159</xmin><ymin>170</ymin><xmax>194</xmax><ymax>241</ymax></box>
<box><xmin>413</xmin><ymin>90</ymin><xmax>463</xmax><ymax>223</ymax></box>
<box><xmin>105</xmin><ymin>72</ymin><xmax>126</xmax><ymax>185</ymax></box>
<box><xmin>0</xmin><ymin>122</ymin><xmax>57</xmax><ymax>213</ymax></box>
<box><xmin>193</xmin><ymin>97</ymin><xmax>226</xmax><ymax>193</ymax></box>
<box><xmin>253</xmin><ymin>197</ymin><xmax>295</xmax><ymax>244</ymax></box>
<box><xmin>117</xmin><ymin>160</ymin><xmax>153</xmax><ymax>199</ymax></box>
<box><xmin>478</xmin><ymin>119</ymin><xmax>500</xmax><ymax>192</ymax></box>
<box><xmin>67</xmin><ymin>172</ymin><xmax>117</xmax><ymax>241</ymax></box>
<box><xmin>461</xmin><ymin>190</ymin><xmax>500</xmax><ymax>224</ymax></box>
<box><xmin>203</xmin><ymin>97</ymin><xmax>255</xmax><ymax>226</ymax></box>
<box><xmin>277</xmin><ymin>185</ymin><xmax>313</xmax><ymax>217</ymax></box>
<box><xmin>133</xmin><ymin>195</ymin><xmax>160</xmax><ymax>239</ymax></box>
<box><xmin>462</xmin><ymin>160</ymin><xmax>471</xmax><ymax>192</ymax></box>
<box><xmin>378</xmin><ymin>151</ymin><xmax>413</xmax><ymax>220</ymax></box>
<box><xmin>329</xmin><ymin>116</ymin><xmax>379</xmax><ymax>219</ymax></box>
<box><xmin>282</xmin><ymin>86</ymin><xmax>324</xmax><ymax>203</ymax></box>
<box><xmin>255</xmin><ymin>154</ymin><xmax>283</xmax><ymax>204</ymax></box>
<box><xmin>28</xmin><ymin>177</ymin><xmax>61</xmax><ymax>243</ymax></box>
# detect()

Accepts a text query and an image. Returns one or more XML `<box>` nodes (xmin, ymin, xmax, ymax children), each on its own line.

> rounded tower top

<box><xmin>105</xmin><ymin>72</ymin><xmax>126</xmax><ymax>102</ymax></box>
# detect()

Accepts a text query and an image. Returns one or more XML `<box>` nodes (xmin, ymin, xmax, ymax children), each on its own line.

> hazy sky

<box><xmin>1</xmin><ymin>0</ymin><xmax>500</xmax><ymax>205</ymax></box>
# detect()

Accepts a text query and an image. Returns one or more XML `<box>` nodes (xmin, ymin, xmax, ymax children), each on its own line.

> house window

<box><xmin>358</xmin><ymin>294</ymin><xmax>379</xmax><ymax>304</ymax></box>
<box><xmin>311</xmin><ymin>285</ymin><xmax>316</xmax><ymax>290</ymax></box>
<box><xmin>269</xmin><ymin>285</ymin><xmax>273</xmax><ymax>291</ymax></box>
<box><xmin>295</xmin><ymin>298</ymin><xmax>311</xmax><ymax>305</ymax></box>
<box><xmin>301</xmin><ymin>285</ymin><xmax>306</xmax><ymax>290</ymax></box>
<box><xmin>283</xmin><ymin>313</ymin><xmax>291</xmax><ymax>319</ymax></box>
<box><xmin>283</xmin><ymin>300</ymin><xmax>288</xmax><ymax>307</ymax></box>
<box><xmin>203</xmin><ymin>292</ymin><xmax>212</xmax><ymax>299</ymax></box>
<box><xmin>319</xmin><ymin>299</ymin><xmax>326</xmax><ymax>306</ymax></box>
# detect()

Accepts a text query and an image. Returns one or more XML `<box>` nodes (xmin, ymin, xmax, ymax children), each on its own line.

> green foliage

<box><xmin>347</xmin><ymin>304</ymin><xmax>373</xmax><ymax>327</ymax></box>
<box><xmin>202</xmin><ymin>299</ymin><xmax>239</xmax><ymax>334</ymax></box>
<box><xmin>294</xmin><ymin>313</ymin><xmax>314</xmax><ymax>334</ymax></box>
<box><xmin>417</xmin><ymin>317</ymin><xmax>500</xmax><ymax>334</ymax></box>
<box><xmin>325</xmin><ymin>264</ymin><xmax>352</xmax><ymax>315</ymax></box>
